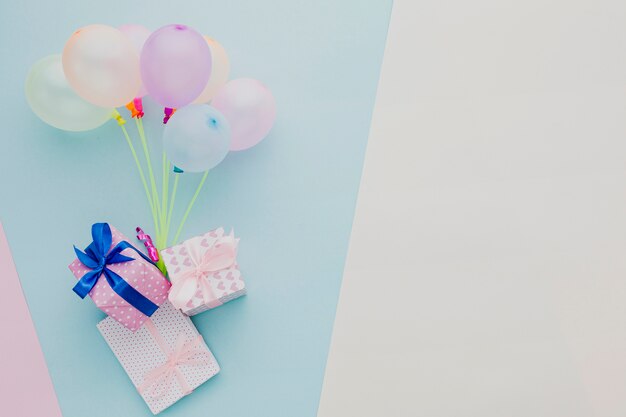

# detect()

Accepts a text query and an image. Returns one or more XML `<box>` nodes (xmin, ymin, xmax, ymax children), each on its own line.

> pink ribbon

<box><xmin>139</xmin><ymin>320</ymin><xmax>211</xmax><ymax>399</ymax></box>
<box><xmin>163</xmin><ymin>107</ymin><xmax>176</xmax><ymax>124</ymax></box>
<box><xmin>133</xmin><ymin>97</ymin><xmax>144</xmax><ymax>118</ymax></box>
<box><xmin>136</xmin><ymin>227</ymin><xmax>159</xmax><ymax>263</ymax></box>
<box><xmin>168</xmin><ymin>234</ymin><xmax>237</xmax><ymax>310</ymax></box>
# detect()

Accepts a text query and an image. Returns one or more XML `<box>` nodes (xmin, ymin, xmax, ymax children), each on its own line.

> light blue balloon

<box><xmin>163</xmin><ymin>105</ymin><xmax>231</xmax><ymax>172</ymax></box>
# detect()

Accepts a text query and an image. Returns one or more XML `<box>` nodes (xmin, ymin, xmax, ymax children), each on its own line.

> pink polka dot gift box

<box><xmin>98</xmin><ymin>301</ymin><xmax>220</xmax><ymax>414</ymax></box>
<box><xmin>162</xmin><ymin>227</ymin><xmax>246</xmax><ymax>316</ymax></box>
<box><xmin>69</xmin><ymin>223</ymin><xmax>171</xmax><ymax>331</ymax></box>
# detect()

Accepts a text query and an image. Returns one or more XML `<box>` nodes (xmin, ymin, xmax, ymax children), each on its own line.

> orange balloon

<box><xmin>63</xmin><ymin>24</ymin><xmax>141</xmax><ymax>108</ymax></box>
<box><xmin>192</xmin><ymin>37</ymin><xmax>230</xmax><ymax>104</ymax></box>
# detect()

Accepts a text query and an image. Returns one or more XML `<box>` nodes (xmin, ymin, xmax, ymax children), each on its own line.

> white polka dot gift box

<box><xmin>69</xmin><ymin>223</ymin><xmax>171</xmax><ymax>331</ymax></box>
<box><xmin>162</xmin><ymin>228</ymin><xmax>246</xmax><ymax>316</ymax></box>
<box><xmin>97</xmin><ymin>301</ymin><xmax>220</xmax><ymax>414</ymax></box>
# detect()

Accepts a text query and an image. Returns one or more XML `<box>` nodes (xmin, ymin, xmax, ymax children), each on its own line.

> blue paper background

<box><xmin>0</xmin><ymin>1</ymin><xmax>391</xmax><ymax>416</ymax></box>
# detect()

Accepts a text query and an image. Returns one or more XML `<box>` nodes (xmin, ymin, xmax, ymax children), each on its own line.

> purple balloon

<box><xmin>140</xmin><ymin>24</ymin><xmax>211</xmax><ymax>108</ymax></box>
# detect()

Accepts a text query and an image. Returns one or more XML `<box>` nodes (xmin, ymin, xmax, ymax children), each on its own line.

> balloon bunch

<box><xmin>26</xmin><ymin>23</ymin><xmax>276</xmax><ymax>269</ymax></box>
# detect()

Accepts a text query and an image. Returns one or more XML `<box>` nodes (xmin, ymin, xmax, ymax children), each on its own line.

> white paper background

<box><xmin>318</xmin><ymin>0</ymin><xmax>626</xmax><ymax>415</ymax></box>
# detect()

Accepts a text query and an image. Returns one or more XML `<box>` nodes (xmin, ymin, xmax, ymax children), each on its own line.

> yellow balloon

<box><xmin>193</xmin><ymin>37</ymin><xmax>230</xmax><ymax>104</ymax></box>
<box><xmin>63</xmin><ymin>24</ymin><xmax>141</xmax><ymax>108</ymax></box>
<box><xmin>25</xmin><ymin>55</ymin><xmax>113</xmax><ymax>132</ymax></box>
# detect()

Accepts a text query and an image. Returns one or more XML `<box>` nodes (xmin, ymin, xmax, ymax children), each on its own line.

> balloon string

<box><xmin>157</xmin><ymin>152</ymin><xmax>168</xmax><ymax>248</ymax></box>
<box><xmin>135</xmin><ymin>118</ymin><xmax>163</xmax><ymax>242</ymax></box>
<box><xmin>164</xmin><ymin>173</ymin><xmax>180</xmax><ymax>248</ymax></box>
<box><xmin>158</xmin><ymin>151</ymin><xmax>169</xmax><ymax>249</ymax></box>
<box><xmin>118</xmin><ymin>122</ymin><xmax>160</xmax><ymax>238</ymax></box>
<box><xmin>171</xmin><ymin>171</ymin><xmax>209</xmax><ymax>246</ymax></box>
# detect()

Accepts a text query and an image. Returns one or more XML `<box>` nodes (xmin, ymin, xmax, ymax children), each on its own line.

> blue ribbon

<box><xmin>72</xmin><ymin>223</ymin><xmax>159</xmax><ymax>317</ymax></box>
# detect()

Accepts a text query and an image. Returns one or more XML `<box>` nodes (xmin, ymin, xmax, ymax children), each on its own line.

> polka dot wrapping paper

<box><xmin>161</xmin><ymin>228</ymin><xmax>246</xmax><ymax>316</ymax></box>
<box><xmin>97</xmin><ymin>301</ymin><xmax>220</xmax><ymax>414</ymax></box>
<box><xmin>69</xmin><ymin>224</ymin><xmax>171</xmax><ymax>331</ymax></box>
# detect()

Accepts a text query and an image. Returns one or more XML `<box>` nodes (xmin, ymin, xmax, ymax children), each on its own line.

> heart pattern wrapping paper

<box><xmin>161</xmin><ymin>228</ymin><xmax>246</xmax><ymax>316</ymax></box>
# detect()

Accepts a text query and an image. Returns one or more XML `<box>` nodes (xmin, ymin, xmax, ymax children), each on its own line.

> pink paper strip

<box><xmin>0</xmin><ymin>222</ymin><xmax>63</xmax><ymax>417</ymax></box>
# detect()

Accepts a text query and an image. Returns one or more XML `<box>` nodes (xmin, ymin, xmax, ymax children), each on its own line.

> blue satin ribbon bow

<box><xmin>72</xmin><ymin>223</ymin><xmax>159</xmax><ymax>317</ymax></box>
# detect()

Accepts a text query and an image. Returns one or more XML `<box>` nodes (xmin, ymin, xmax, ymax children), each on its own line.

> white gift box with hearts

<box><xmin>161</xmin><ymin>228</ymin><xmax>246</xmax><ymax>316</ymax></box>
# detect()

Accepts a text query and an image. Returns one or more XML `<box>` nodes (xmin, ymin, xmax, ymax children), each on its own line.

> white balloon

<box><xmin>118</xmin><ymin>24</ymin><xmax>151</xmax><ymax>97</ymax></box>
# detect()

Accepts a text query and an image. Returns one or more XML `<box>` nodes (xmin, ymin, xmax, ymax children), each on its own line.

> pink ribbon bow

<box><xmin>168</xmin><ymin>233</ymin><xmax>237</xmax><ymax>310</ymax></box>
<box><xmin>138</xmin><ymin>333</ymin><xmax>210</xmax><ymax>399</ymax></box>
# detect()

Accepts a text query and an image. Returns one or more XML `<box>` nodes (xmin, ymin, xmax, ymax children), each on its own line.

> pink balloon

<box><xmin>118</xmin><ymin>24</ymin><xmax>151</xmax><ymax>97</ymax></box>
<box><xmin>211</xmin><ymin>78</ymin><xmax>276</xmax><ymax>151</ymax></box>
<box><xmin>140</xmin><ymin>24</ymin><xmax>212</xmax><ymax>108</ymax></box>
